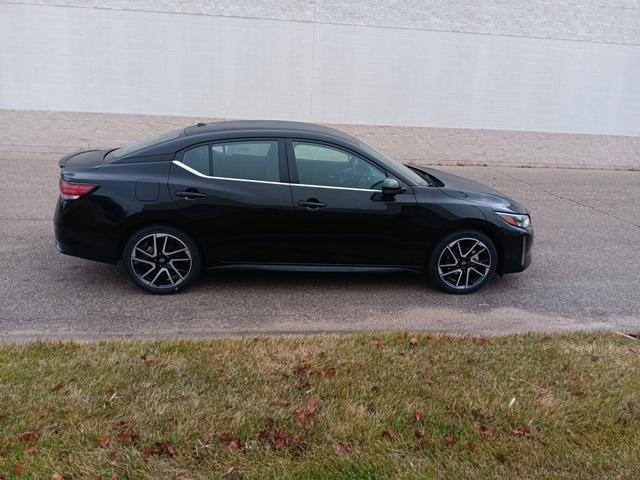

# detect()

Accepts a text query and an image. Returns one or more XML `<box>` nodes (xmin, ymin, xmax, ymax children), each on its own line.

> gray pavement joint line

<box><xmin>491</xmin><ymin>169</ymin><xmax>640</xmax><ymax>229</ymax></box>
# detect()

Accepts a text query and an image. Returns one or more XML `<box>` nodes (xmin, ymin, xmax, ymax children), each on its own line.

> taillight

<box><xmin>59</xmin><ymin>179</ymin><xmax>97</xmax><ymax>200</ymax></box>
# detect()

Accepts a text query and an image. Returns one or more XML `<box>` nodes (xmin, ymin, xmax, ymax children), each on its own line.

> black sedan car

<box><xmin>54</xmin><ymin>120</ymin><xmax>532</xmax><ymax>294</ymax></box>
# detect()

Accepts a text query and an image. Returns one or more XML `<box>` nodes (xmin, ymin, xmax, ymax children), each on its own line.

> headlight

<box><xmin>495</xmin><ymin>212</ymin><xmax>531</xmax><ymax>229</ymax></box>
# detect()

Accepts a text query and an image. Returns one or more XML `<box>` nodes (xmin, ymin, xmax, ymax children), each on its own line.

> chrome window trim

<box><xmin>172</xmin><ymin>160</ymin><xmax>382</xmax><ymax>193</ymax></box>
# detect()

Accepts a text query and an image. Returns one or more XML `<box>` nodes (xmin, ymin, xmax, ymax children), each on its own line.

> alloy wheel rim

<box><xmin>130</xmin><ymin>233</ymin><xmax>192</xmax><ymax>288</ymax></box>
<box><xmin>437</xmin><ymin>237</ymin><xmax>492</xmax><ymax>290</ymax></box>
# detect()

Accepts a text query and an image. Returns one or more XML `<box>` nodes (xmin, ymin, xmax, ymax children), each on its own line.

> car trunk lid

<box><xmin>59</xmin><ymin>149</ymin><xmax>110</xmax><ymax>168</ymax></box>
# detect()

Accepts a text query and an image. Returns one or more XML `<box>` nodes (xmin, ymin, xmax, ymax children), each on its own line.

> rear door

<box><xmin>169</xmin><ymin>138</ymin><xmax>295</xmax><ymax>264</ymax></box>
<box><xmin>285</xmin><ymin>139</ymin><xmax>420</xmax><ymax>266</ymax></box>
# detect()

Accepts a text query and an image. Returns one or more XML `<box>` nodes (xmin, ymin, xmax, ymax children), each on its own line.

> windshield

<box><xmin>358</xmin><ymin>142</ymin><xmax>428</xmax><ymax>186</ymax></box>
<box><xmin>107</xmin><ymin>128</ymin><xmax>182</xmax><ymax>160</ymax></box>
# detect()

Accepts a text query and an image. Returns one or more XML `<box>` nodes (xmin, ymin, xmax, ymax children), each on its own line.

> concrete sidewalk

<box><xmin>1</xmin><ymin>157</ymin><xmax>639</xmax><ymax>340</ymax></box>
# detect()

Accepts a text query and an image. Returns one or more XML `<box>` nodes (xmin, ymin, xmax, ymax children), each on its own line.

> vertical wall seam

<box><xmin>308</xmin><ymin>0</ymin><xmax>318</xmax><ymax>121</ymax></box>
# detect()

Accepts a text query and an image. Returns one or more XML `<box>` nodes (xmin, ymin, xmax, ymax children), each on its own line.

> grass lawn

<box><xmin>1</xmin><ymin>333</ymin><xmax>639</xmax><ymax>479</ymax></box>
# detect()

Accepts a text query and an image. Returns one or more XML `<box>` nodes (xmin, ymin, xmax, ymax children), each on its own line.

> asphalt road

<box><xmin>1</xmin><ymin>156</ymin><xmax>639</xmax><ymax>340</ymax></box>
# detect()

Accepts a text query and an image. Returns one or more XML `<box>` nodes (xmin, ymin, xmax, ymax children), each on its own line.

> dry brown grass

<box><xmin>1</xmin><ymin>333</ymin><xmax>639</xmax><ymax>479</ymax></box>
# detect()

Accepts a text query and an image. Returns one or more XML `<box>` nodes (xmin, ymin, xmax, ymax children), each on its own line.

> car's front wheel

<box><xmin>428</xmin><ymin>230</ymin><xmax>497</xmax><ymax>294</ymax></box>
<box><xmin>123</xmin><ymin>226</ymin><xmax>201</xmax><ymax>294</ymax></box>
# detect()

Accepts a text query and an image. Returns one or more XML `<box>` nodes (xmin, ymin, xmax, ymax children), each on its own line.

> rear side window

<box><xmin>182</xmin><ymin>145</ymin><xmax>210</xmax><ymax>175</ymax></box>
<box><xmin>211</xmin><ymin>141</ymin><xmax>279</xmax><ymax>182</ymax></box>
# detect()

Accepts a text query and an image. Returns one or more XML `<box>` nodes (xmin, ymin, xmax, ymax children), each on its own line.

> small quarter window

<box><xmin>211</xmin><ymin>141</ymin><xmax>279</xmax><ymax>182</ymax></box>
<box><xmin>182</xmin><ymin>145</ymin><xmax>210</xmax><ymax>175</ymax></box>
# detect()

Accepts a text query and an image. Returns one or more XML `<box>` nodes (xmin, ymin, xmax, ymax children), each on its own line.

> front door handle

<box><xmin>176</xmin><ymin>190</ymin><xmax>207</xmax><ymax>200</ymax></box>
<box><xmin>297</xmin><ymin>199</ymin><xmax>327</xmax><ymax>210</ymax></box>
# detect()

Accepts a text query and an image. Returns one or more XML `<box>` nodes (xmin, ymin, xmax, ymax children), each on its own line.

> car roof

<box><xmin>183</xmin><ymin>120</ymin><xmax>358</xmax><ymax>142</ymax></box>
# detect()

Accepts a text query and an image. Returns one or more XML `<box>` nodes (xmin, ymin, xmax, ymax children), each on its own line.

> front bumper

<box><xmin>499</xmin><ymin>225</ymin><xmax>533</xmax><ymax>274</ymax></box>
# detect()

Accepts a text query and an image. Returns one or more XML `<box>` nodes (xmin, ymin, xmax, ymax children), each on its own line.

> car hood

<box><xmin>412</xmin><ymin>166</ymin><xmax>529</xmax><ymax>214</ymax></box>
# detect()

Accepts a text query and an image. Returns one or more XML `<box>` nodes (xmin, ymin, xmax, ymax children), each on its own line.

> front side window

<box><xmin>211</xmin><ymin>141</ymin><xmax>279</xmax><ymax>182</ymax></box>
<box><xmin>292</xmin><ymin>142</ymin><xmax>386</xmax><ymax>190</ymax></box>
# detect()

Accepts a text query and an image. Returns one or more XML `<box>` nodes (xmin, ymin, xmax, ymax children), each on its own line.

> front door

<box><xmin>169</xmin><ymin>138</ymin><xmax>294</xmax><ymax>265</ymax></box>
<box><xmin>285</xmin><ymin>140</ymin><xmax>420</xmax><ymax>266</ymax></box>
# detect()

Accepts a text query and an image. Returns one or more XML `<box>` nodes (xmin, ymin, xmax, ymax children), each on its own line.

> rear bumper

<box><xmin>54</xmin><ymin>197</ymin><xmax>120</xmax><ymax>264</ymax></box>
<box><xmin>499</xmin><ymin>226</ymin><xmax>533</xmax><ymax>274</ymax></box>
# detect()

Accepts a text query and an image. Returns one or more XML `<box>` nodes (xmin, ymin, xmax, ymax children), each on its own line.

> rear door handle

<box><xmin>297</xmin><ymin>200</ymin><xmax>327</xmax><ymax>210</ymax></box>
<box><xmin>176</xmin><ymin>190</ymin><xmax>207</xmax><ymax>200</ymax></box>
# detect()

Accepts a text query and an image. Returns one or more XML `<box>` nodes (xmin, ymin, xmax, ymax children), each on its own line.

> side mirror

<box><xmin>381</xmin><ymin>177</ymin><xmax>404</xmax><ymax>195</ymax></box>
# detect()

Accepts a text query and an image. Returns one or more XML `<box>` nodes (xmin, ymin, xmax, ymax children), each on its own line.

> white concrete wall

<box><xmin>1</xmin><ymin>1</ymin><xmax>640</xmax><ymax>168</ymax></box>
<box><xmin>2</xmin><ymin>1</ymin><xmax>640</xmax><ymax>137</ymax></box>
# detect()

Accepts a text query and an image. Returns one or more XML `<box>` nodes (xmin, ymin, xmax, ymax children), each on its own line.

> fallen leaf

<box><xmin>409</xmin><ymin>337</ymin><xmax>419</xmax><ymax>348</ymax></box>
<box><xmin>334</xmin><ymin>442</ymin><xmax>351</xmax><ymax>455</ymax></box>
<box><xmin>219</xmin><ymin>432</ymin><xmax>233</xmax><ymax>444</ymax></box>
<box><xmin>381</xmin><ymin>430</ymin><xmax>396</xmax><ymax>440</ymax></box>
<box><xmin>51</xmin><ymin>383</ymin><xmax>64</xmax><ymax>392</ymax></box>
<box><xmin>273</xmin><ymin>394</ymin><xmax>290</xmax><ymax>407</ymax></box>
<box><xmin>272</xmin><ymin>430</ymin><xmax>288</xmax><ymax>450</ymax></box>
<box><xmin>573</xmin><ymin>389</ymin><xmax>585</xmax><ymax>397</ymax></box>
<box><xmin>303</xmin><ymin>345</ymin><xmax>317</xmax><ymax>354</ymax></box>
<box><xmin>13</xmin><ymin>462</ymin><xmax>24</xmax><ymax>476</ymax></box>
<box><xmin>289</xmin><ymin>434</ymin><xmax>304</xmax><ymax>450</ymax></box>
<box><xmin>116</xmin><ymin>429</ymin><xmax>138</xmax><ymax>446</ymax></box>
<box><xmin>109</xmin><ymin>450</ymin><xmax>122</xmax><ymax>466</ymax></box>
<box><xmin>395</xmin><ymin>334</ymin><xmax>407</xmax><ymax>343</ymax></box>
<box><xmin>446</xmin><ymin>435</ymin><xmax>456</xmax><ymax>447</ymax></box>
<box><xmin>513</xmin><ymin>426</ymin><xmax>533</xmax><ymax>438</ymax></box>
<box><xmin>18</xmin><ymin>430</ymin><xmax>39</xmax><ymax>442</ymax></box>
<box><xmin>306</xmin><ymin>398</ymin><xmax>319</xmax><ymax>411</ymax></box>
<box><xmin>51</xmin><ymin>474</ymin><xmax>63</xmax><ymax>480</ymax></box>
<box><xmin>100</xmin><ymin>435</ymin><xmax>111</xmax><ymax>448</ymax></box>
<box><xmin>414</xmin><ymin>410</ymin><xmax>423</xmax><ymax>423</ymax></box>
<box><xmin>142</xmin><ymin>447</ymin><xmax>158</xmax><ymax>458</ymax></box>
<box><xmin>159</xmin><ymin>441</ymin><xmax>176</xmax><ymax>457</ymax></box>
<box><xmin>415</xmin><ymin>429</ymin><xmax>426</xmax><ymax>439</ymax></box>
<box><xmin>321</xmin><ymin>367</ymin><xmax>336</xmax><ymax>379</ymax></box>
<box><xmin>480</xmin><ymin>426</ymin><xmax>493</xmax><ymax>439</ymax></box>
<box><xmin>173</xmin><ymin>474</ymin><xmax>188</xmax><ymax>480</ymax></box>
<box><xmin>24</xmin><ymin>444</ymin><xmax>38</xmax><ymax>455</ymax></box>
<box><xmin>228</xmin><ymin>438</ymin><xmax>242</xmax><ymax>453</ymax></box>
<box><xmin>296</xmin><ymin>411</ymin><xmax>313</xmax><ymax>428</ymax></box>
<box><xmin>372</xmin><ymin>340</ymin><xmax>385</xmax><ymax>350</ymax></box>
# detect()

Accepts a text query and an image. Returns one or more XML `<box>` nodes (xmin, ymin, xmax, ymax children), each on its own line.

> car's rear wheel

<box><xmin>428</xmin><ymin>230</ymin><xmax>497</xmax><ymax>294</ymax></box>
<box><xmin>123</xmin><ymin>226</ymin><xmax>201</xmax><ymax>294</ymax></box>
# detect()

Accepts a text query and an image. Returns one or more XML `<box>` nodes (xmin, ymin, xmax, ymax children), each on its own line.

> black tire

<box><xmin>123</xmin><ymin>225</ymin><xmax>201</xmax><ymax>294</ymax></box>
<box><xmin>427</xmin><ymin>230</ymin><xmax>497</xmax><ymax>294</ymax></box>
